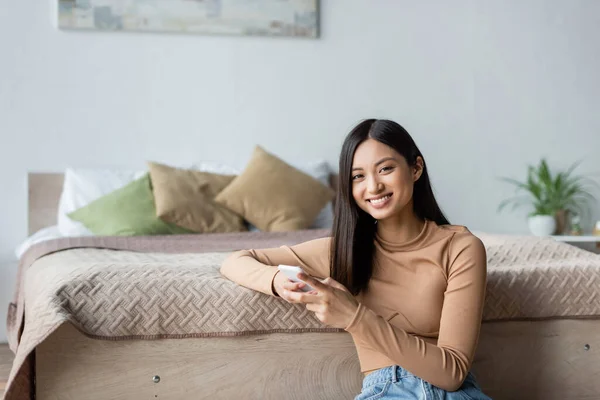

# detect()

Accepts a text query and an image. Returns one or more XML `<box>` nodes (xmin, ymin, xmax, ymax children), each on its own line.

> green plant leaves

<box><xmin>498</xmin><ymin>158</ymin><xmax>598</xmax><ymax>218</ymax></box>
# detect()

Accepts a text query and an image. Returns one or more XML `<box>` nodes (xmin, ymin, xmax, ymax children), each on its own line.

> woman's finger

<box><xmin>282</xmin><ymin>281</ymin><xmax>305</xmax><ymax>292</ymax></box>
<box><xmin>298</xmin><ymin>273</ymin><xmax>328</xmax><ymax>292</ymax></box>
<box><xmin>284</xmin><ymin>290</ymin><xmax>321</xmax><ymax>304</ymax></box>
<box><xmin>305</xmin><ymin>303</ymin><xmax>320</xmax><ymax>313</ymax></box>
<box><xmin>322</xmin><ymin>277</ymin><xmax>350</xmax><ymax>292</ymax></box>
<box><xmin>279</xmin><ymin>287</ymin><xmax>304</xmax><ymax>303</ymax></box>
<box><xmin>278</xmin><ymin>290</ymin><xmax>295</xmax><ymax>303</ymax></box>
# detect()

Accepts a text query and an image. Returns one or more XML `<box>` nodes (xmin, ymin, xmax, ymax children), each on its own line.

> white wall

<box><xmin>1</xmin><ymin>0</ymin><xmax>599</xmax><ymax>342</ymax></box>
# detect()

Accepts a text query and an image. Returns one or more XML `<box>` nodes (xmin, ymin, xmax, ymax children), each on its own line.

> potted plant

<box><xmin>498</xmin><ymin>159</ymin><xmax>598</xmax><ymax>236</ymax></box>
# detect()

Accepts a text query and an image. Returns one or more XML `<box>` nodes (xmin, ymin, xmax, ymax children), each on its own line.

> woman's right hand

<box><xmin>273</xmin><ymin>272</ymin><xmax>309</xmax><ymax>303</ymax></box>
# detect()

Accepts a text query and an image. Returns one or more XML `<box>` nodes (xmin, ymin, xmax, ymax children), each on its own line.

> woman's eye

<box><xmin>380</xmin><ymin>166</ymin><xmax>394</xmax><ymax>173</ymax></box>
<box><xmin>352</xmin><ymin>174</ymin><xmax>364</xmax><ymax>180</ymax></box>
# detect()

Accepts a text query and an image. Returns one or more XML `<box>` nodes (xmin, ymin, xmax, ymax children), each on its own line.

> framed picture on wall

<box><xmin>57</xmin><ymin>0</ymin><xmax>320</xmax><ymax>39</ymax></box>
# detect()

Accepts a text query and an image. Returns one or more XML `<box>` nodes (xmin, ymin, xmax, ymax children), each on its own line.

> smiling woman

<box><xmin>220</xmin><ymin>119</ymin><xmax>491</xmax><ymax>399</ymax></box>
<box><xmin>332</xmin><ymin>120</ymin><xmax>450</xmax><ymax>296</ymax></box>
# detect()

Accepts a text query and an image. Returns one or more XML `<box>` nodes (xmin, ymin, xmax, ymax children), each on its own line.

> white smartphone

<box><xmin>277</xmin><ymin>265</ymin><xmax>315</xmax><ymax>293</ymax></box>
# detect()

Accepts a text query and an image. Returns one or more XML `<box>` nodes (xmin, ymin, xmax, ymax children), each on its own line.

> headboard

<box><xmin>27</xmin><ymin>172</ymin><xmax>339</xmax><ymax>236</ymax></box>
<box><xmin>28</xmin><ymin>173</ymin><xmax>64</xmax><ymax>235</ymax></box>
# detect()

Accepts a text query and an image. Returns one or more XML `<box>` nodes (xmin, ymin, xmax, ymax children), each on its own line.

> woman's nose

<box><xmin>367</xmin><ymin>176</ymin><xmax>383</xmax><ymax>194</ymax></box>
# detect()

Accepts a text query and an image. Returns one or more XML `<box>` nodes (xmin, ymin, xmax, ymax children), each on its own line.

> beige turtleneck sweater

<box><xmin>219</xmin><ymin>220</ymin><xmax>487</xmax><ymax>391</ymax></box>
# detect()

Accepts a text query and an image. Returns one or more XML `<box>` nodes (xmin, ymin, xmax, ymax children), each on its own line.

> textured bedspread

<box><xmin>4</xmin><ymin>231</ymin><xmax>600</xmax><ymax>399</ymax></box>
<box><xmin>4</xmin><ymin>230</ymin><xmax>332</xmax><ymax>400</ymax></box>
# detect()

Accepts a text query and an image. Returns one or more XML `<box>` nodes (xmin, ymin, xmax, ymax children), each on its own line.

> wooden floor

<box><xmin>1</xmin><ymin>343</ymin><xmax>13</xmax><ymax>398</ymax></box>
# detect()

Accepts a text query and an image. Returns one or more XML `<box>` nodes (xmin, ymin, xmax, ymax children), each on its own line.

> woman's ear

<box><xmin>413</xmin><ymin>157</ymin><xmax>424</xmax><ymax>182</ymax></box>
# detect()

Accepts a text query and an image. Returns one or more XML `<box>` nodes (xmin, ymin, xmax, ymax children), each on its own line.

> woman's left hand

<box><xmin>281</xmin><ymin>273</ymin><xmax>359</xmax><ymax>329</ymax></box>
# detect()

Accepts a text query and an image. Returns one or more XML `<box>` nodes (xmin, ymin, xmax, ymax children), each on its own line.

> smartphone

<box><xmin>277</xmin><ymin>265</ymin><xmax>315</xmax><ymax>293</ymax></box>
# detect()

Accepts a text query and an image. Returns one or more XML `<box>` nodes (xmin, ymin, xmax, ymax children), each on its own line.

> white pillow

<box><xmin>297</xmin><ymin>161</ymin><xmax>334</xmax><ymax>230</ymax></box>
<box><xmin>57</xmin><ymin>162</ymin><xmax>239</xmax><ymax>237</ymax></box>
<box><xmin>15</xmin><ymin>225</ymin><xmax>63</xmax><ymax>259</ymax></box>
<box><xmin>191</xmin><ymin>162</ymin><xmax>239</xmax><ymax>176</ymax></box>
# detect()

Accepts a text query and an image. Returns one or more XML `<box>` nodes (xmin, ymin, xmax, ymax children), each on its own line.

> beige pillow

<box><xmin>148</xmin><ymin>161</ymin><xmax>247</xmax><ymax>233</ymax></box>
<box><xmin>214</xmin><ymin>146</ymin><xmax>335</xmax><ymax>231</ymax></box>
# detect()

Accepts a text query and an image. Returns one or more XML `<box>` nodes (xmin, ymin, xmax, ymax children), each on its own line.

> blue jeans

<box><xmin>354</xmin><ymin>365</ymin><xmax>492</xmax><ymax>400</ymax></box>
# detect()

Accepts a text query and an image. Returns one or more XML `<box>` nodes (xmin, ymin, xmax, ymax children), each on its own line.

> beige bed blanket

<box><xmin>5</xmin><ymin>230</ymin><xmax>332</xmax><ymax>400</ymax></box>
<box><xmin>5</xmin><ymin>231</ymin><xmax>600</xmax><ymax>399</ymax></box>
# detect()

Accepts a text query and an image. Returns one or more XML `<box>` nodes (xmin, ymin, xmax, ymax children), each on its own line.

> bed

<box><xmin>4</xmin><ymin>172</ymin><xmax>600</xmax><ymax>400</ymax></box>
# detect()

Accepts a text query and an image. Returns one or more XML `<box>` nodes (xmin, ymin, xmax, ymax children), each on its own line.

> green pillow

<box><xmin>68</xmin><ymin>174</ymin><xmax>192</xmax><ymax>236</ymax></box>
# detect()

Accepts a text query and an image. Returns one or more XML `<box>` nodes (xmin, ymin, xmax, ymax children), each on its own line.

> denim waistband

<box><xmin>361</xmin><ymin>365</ymin><xmax>420</xmax><ymax>388</ymax></box>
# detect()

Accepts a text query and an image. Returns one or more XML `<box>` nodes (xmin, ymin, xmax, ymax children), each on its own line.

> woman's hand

<box><xmin>272</xmin><ymin>271</ymin><xmax>309</xmax><ymax>301</ymax></box>
<box><xmin>282</xmin><ymin>273</ymin><xmax>359</xmax><ymax>329</ymax></box>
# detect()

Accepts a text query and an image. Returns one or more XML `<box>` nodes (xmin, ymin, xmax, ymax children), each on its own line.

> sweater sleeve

<box><xmin>344</xmin><ymin>233</ymin><xmax>487</xmax><ymax>391</ymax></box>
<box><xmin>220</xmin><ymin>237</ymin><xmax>331</xmax><ymax>296</ymax></box>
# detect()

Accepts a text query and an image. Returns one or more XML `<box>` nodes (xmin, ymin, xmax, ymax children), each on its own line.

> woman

<box><xmin>220</xmin><ymin>119</ymin><xmax>491</xmax><ymax>399</ymax></box>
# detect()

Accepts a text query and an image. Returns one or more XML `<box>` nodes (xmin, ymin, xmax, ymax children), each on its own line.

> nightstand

<box><xmin>551</xmin><ymin>235</ymin><xmax>600</xmax><ymax>253</ymax></box>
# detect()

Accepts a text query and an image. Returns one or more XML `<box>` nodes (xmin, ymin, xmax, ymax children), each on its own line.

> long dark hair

<box><xmin>330</xmin><ymin>119</ymin><xmax>449</xmax><ymax>295</ymax></box>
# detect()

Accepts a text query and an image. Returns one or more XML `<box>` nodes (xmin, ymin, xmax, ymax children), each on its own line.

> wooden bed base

<box><xmin>36</xmin><ymin>319</ymin><xmax>600</xmax><ymax>400</ymax></box>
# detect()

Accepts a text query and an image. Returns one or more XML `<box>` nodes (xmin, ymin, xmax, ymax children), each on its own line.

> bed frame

<box><xmin>27</xmin><ymin>173</ymin><xmax>600</xmax><ymax>400</ymax></box>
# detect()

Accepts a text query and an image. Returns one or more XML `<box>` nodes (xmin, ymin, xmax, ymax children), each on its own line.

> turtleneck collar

<box><xmin>375</xmin><ymin>219</ymin><xmax>435</xmax><ymax>252</ymax></box>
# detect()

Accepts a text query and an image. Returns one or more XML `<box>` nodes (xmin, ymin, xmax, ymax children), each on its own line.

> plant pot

<box><xmin>554</xmin><ymin>209</ymin><xmax>568</xmax><ymax>235</ymax></box>
<box><xmin>528</xmin><ymin>215</ymin><xmax>556</xmax><ymax>236</ymax></box>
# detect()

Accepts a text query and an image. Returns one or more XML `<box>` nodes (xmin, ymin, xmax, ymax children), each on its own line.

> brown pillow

<box><xmin>214</xmin><ymin>146</ymin><xmax>334</xmax><ymax>231</ymax></box>
<box><xmin>148</xmin><ymin>161</ymin><xmax>247</xmax><ymax>233</ymax></box>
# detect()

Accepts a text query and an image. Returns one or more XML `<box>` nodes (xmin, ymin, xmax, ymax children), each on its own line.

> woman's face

<box><xmin>351</xmin><ymin>138</ymin><xmax>423</xmax><ymax>222</ymax></box>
